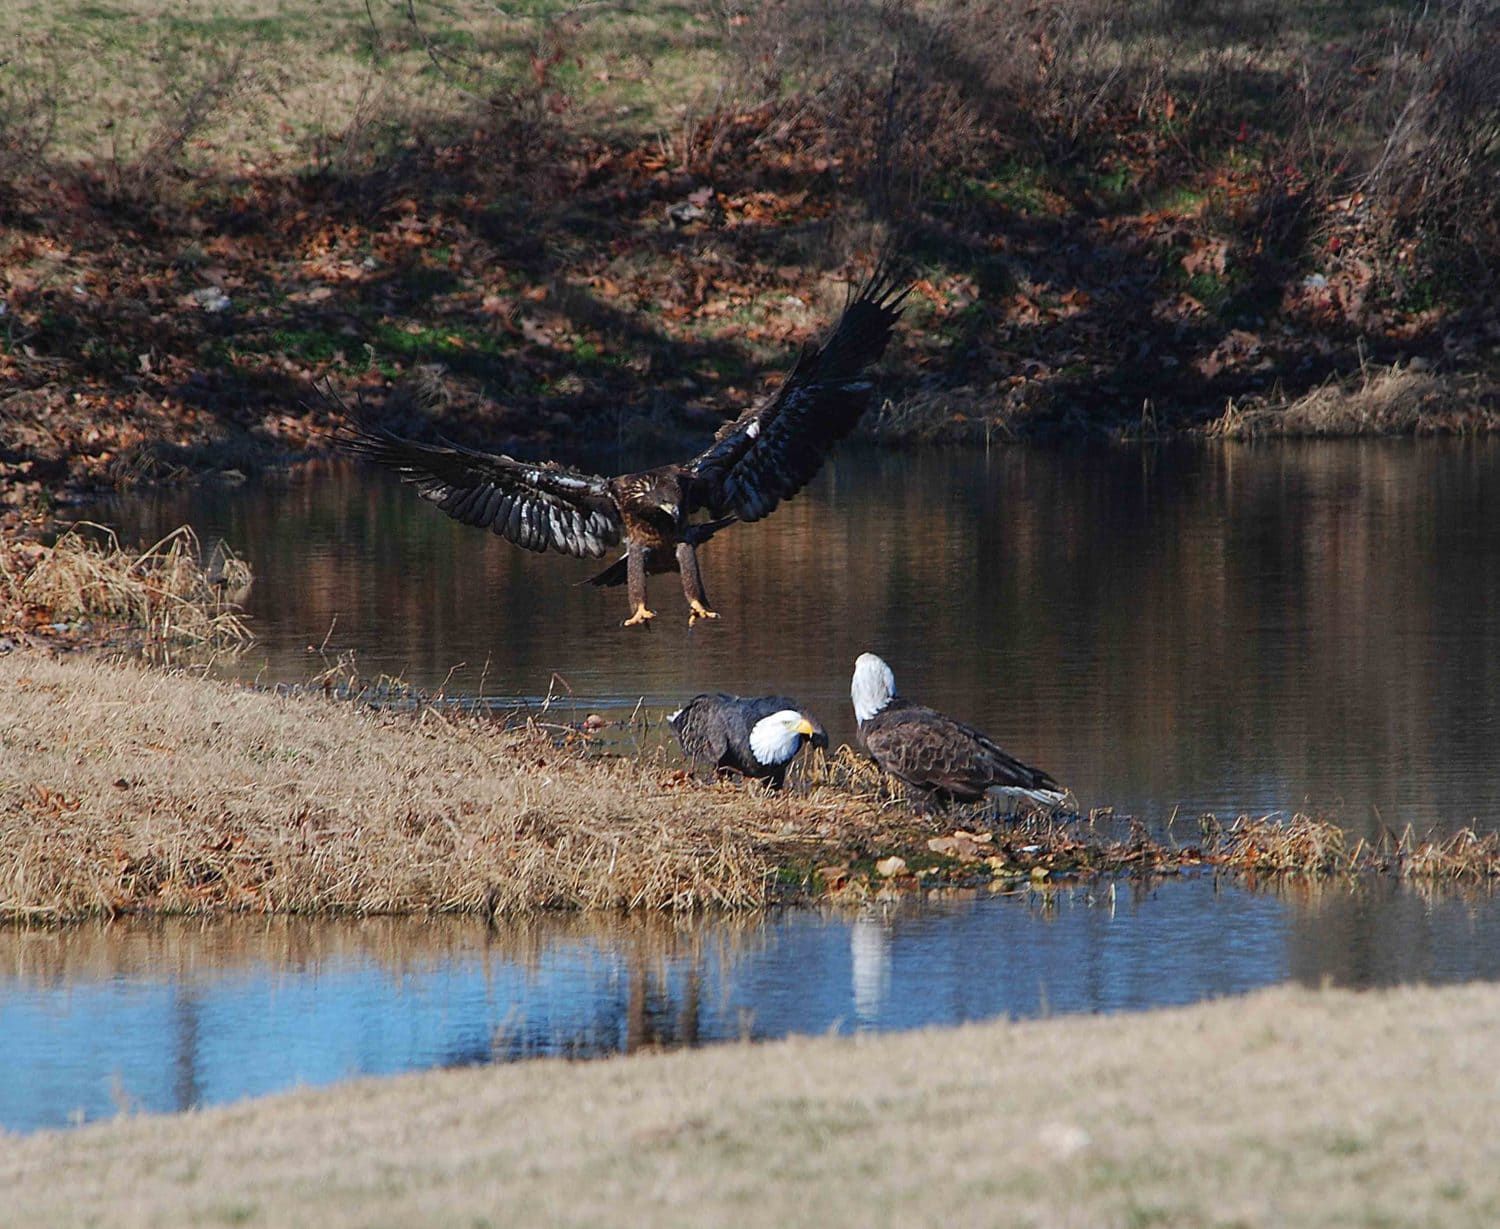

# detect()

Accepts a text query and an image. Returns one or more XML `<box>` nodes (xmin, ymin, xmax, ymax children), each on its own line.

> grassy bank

<box><xmin>2</xmin><ymin>651</ymin><xmax>1496</xmax><ymax>922</ymax></box>
<box><xmin>0</xmin><ymin>650</ymin><xmax>1198</xmax><ymax>920</ymax></box>
<box><xmin>2</xmin><ymin>1</ymin><xmax>1498</xmax><ymax>506</ymax></box>
<box><xmin>6</xmin><ymin>980</ymin><xmax>1500</xmax><ymax>1225</ymax></box>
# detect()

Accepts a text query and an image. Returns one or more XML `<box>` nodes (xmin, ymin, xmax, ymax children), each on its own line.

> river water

<box><xmin>6</xmin><ymin>879</ymin><xmax>1500</xmax><ymax>1133</ymax></box>
<box><xmin>87</xmin><ymin>439</ymin><xmax>1500</xmax><ymax>837</ymax></box>
<box><xmin>6</xmin><ymin>439</ymin><xmax>1497</xmax><ymax>1133</ymax></box>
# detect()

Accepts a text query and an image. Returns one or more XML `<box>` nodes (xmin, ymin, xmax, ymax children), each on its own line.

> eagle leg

<box><xmin>676</xmin><ymin>541</ymin><xmax>718</xmax><ymax>626</ymax></box>
<box><xmin>623</xmin><ymin>543</ymin><xmax>655</xmax><ymax>627</ymax></box>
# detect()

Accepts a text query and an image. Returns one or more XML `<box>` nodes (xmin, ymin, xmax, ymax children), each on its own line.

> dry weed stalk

<box><xmin>1220</xmin><ymin>813</ymin><xmax>1500</xmax><ymax>881</ymax></box>
<box><xmin>1380</xmin><ymin>826</ymin><xmax>1500</xmax><ymax>881</ymax></box>
<box><xmin>1221</xmin><ymin>813</ymin><xmax>1350</xmax><ymax>875</ymax></box>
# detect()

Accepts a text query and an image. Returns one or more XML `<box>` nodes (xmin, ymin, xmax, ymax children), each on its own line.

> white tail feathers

<box><xmin>987</xmin><ymin>785</ymin><xmax>1069</xmax><ymax>811</ymax></box>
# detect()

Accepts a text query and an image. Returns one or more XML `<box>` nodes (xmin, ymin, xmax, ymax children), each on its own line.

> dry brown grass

<box><xmin>4</xmin><ymin>653</ymin><xmax>1495</xmax><ymax>923</ymax></box>
<box><xmin>1218</xmin><ymin>812</ymin><xmax>1352</xmax><ymax>875</ymax></box>
<box><xmin>1205</xmin><ymin>367</ymin><xmax>1498</xmax><ymax>439</ymax></box>
<box><xmin>1218</xmin><ymin>812</ymin><xmax>1500</xmax><ymax>882</ymax></box>
<box><xmin>0</xmin><ymin>652</ymin><xmax>897</xmax><ymax>920</ymax></box>
<box><xmin>1378</xmin><ymin>824</ymin><xmax>1500</xmax><ymax>882</ymax></box>
<box><xmin>8</xmin><ymin>980</ymin><xmax>1500</xmax><ymax>1226</ymax></box>
<box><xmin>0</xmin><ymin>524</ymin><xmax>252</xmax><ymax>649</ymax></box>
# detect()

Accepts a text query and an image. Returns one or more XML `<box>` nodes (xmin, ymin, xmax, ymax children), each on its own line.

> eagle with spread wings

<box><xmin>338</xmin><ymin>265</ymin><xmax>909</xmax><ymax>627</ymax></box>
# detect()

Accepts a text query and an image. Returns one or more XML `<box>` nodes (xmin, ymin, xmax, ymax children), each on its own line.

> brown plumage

<box><xmin>851</xmin><ymin>653</ymin><xmax>1067</xmax><ymax>812</ymax></box>
<box><xmin>335</xmin><ymin>264</ymin><xmax>909</xmax><ymax>627</ymax></box>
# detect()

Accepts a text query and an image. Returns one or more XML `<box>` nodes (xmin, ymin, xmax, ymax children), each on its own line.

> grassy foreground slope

<box><xmin>6</xmin><ymin>981</ymin><xmax>1500</xmax><ymax>1227</ymax></box>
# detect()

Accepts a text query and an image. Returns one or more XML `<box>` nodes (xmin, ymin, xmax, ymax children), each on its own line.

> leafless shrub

<box><xmin>0</xmin><ymin>57</ymin><xmax>58</xmax><ymax>192</ymax></box>
<box><xmin>398</xmin><ymin>0</ymin><xmax>591</xmax><ymax>167</ymax></box>
<box><xmin>1283</xmin><ymin>0</ymin><xmax>1500</xmax><ymax>271</ymax></box>
<box><xmin>1356</xmin><ymin>1</ymin><xmax>1500</xmax><ymax>264</ymax></box>
<box><xmin>105</xmin><ymin>48</ymin><xmax>251</xmax><ymax>199</ymax></box>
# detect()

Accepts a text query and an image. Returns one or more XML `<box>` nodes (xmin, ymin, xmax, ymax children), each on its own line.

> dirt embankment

<box><xmin>6</xmin><ymin>980</ymin><xmax>1500</xmax><ymax>1227</ymax></box>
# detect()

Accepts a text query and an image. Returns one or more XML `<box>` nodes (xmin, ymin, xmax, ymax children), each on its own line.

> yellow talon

<box><xmin>688</xmin><ymin>600</ymin><xmax>719</xmax><ymax>627</ymax></box>
<box><xmin>623</xmin><ymin>604</ymin><xmax>656</xmax><ymax>627</ymax></box>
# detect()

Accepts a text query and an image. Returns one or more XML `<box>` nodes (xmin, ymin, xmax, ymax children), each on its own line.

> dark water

<box><xmin>6</xmin><ymin>878</ymin><xmax>1500</xmax><ymax>1134</ymax></box>
<box><xmin>89</xmin><ymin>439</ymin><xmax>1500</xmax><ymax>837</ymax></box>
<box><xmin>16</xmin><ymin>439</ymin><xmax>1496</xmax><ymax>1135</ymax></box>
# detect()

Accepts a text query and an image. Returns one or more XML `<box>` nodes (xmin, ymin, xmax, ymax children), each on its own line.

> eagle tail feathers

<box><xmin>988</xmin><ymin>784</ymin><xmax>1071</xmax><ymax>811</ymax></box>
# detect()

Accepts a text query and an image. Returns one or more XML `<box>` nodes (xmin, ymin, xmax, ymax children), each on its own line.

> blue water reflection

<box><xmin>6</xmin><ymin>877</ymin><xmax>1498</xmax><ymax>1134</ymax></box>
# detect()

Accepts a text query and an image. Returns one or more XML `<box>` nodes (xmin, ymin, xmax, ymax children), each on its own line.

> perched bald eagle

<box><xmin>669</xmin><ymin>693</ymin><xmax>827</xmax><ymax>789</ymax></box>
<box><xmin>851</xmin><ymin>653</ymin><xmax>1067</xmax><ymax>811</ymax></box>
<box><xmin>338</xmin><ymin>266</ymin><xmax>909</xmax><ymax>627</ymax></box>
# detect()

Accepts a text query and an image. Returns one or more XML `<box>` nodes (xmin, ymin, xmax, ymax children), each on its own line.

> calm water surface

<box><xmin>18</xmin><ymin>439</ymin><xmax>1496</xmax><ymax>1135</ymax></box>
<box><xmin>89</xmin><ymin>439</ymin><xmax>1500</xmax><ymax>836</ymax></box>
<box><xmin>6</xmin><ymin>879</ymin><xmax>1500</xmax><ymax>1134</ymax></box>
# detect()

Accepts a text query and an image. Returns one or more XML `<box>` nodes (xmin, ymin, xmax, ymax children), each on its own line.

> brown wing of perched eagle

<box><xmin>850</xmin><ymin>653</ymin><xmax>1068</xmax><ymax>812</ymax></box>
<box><xmin>669</xmin><ymin>693</ymin><xmax>828</xmax><ymax>789</ymax></box>
<box><xmin>337</xmin><ymin>264</ymin><xmax>909</xmax><ymax>627</ymax></box>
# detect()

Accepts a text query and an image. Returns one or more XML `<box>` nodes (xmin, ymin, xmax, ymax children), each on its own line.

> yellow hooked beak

<box><xmin>795</xmin><ymin>718</ymin><xmax>816</xmax><ymax>737</ymax></box>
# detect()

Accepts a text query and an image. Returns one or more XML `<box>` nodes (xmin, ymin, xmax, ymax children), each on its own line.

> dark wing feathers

<box><xmin>669</xmin><ymin>694</ymin><xmax>736</xmax><ymax>769</ymax></box>
<box><xmin>669</xmin><ymin>693</ymin><xmax>824</xmax><ymax>780</ymax></box>
<box><xmin>860</xmin><ymin>702</ymin><xmax>1062</xmax><ymax>801</ymax></box>
<box><xmin>689</xmin><ymin>263</ymin><xmax>909</xmax><ymax>522</ymax></box>
<box><xmin>342</xmin><ymin>424</ymin><xmax>623</xmax><ymax>558</ymax></box>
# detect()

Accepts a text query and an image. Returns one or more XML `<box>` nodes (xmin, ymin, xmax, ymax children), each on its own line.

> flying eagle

<box><xmin>669</xmin><ymin>693</ymin><xmax>827</xmax><ymax>789</ymax></box>
<box><xmin>851</xmin><ymin>653</ymin><xmax>1067</xmax><ymax>811</ymax></box>
<box><xmin>338</xmin><ymin>266</ymin><xmax>909</xmax><ymax>626</ymax></box>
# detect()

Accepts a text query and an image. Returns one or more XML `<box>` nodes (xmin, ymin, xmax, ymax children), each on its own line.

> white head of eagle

<box><xmin>851</xmin><ymin>653</ymin><xmax>897</xmax><ymax>724</ymax></box>
<box><xmin>749</xmin><ymin>710</ymin><xmax>818</xmax><ymax>766</ymax></box>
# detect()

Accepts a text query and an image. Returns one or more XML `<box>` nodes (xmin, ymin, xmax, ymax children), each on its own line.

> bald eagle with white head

<box><xmin>669</xmin><ymin>693</ymin><xmax>827</xmax><ymax>789</ymax></box>
<box><xmin>851</xmin><ymin>653</ymin><xmax>1067</xmax><ymax>811</ymax></box>
<box><xmin>337</xmin><ymin>265</ymin><xmax>909</xmax><ymax>627</ymax></box>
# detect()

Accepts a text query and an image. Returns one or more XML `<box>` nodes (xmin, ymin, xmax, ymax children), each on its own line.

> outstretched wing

<box><xmin>342</xmin><ymin>424</ymin><xmax>622</xmax><ymax>558</ymax></box>
<box><xmin>688</xmin><ymin>263</ymin><xmax>910</xmax><ymax>522</ymax></box>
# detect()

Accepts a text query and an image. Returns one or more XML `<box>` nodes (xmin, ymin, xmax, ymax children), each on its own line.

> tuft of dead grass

<box><xmin>1217</xmin><ymin>812</ymin><xmax>1500</xmax><ymax>882</ymax></box>
<box><xmin>1378</xmin><ymin>824</ymin><xmax>1500</xmax><ymax>882</ymax></box>
<box><xmin>0</xmin><ymin>524</ymin><xmax>252</xmax><ymax>650</ymax></box>
<box><xmin>1219</xmin><ymin>812</ymin><xmax>1350</xmax><ymax>875</ymax></box>
<box><xmin>1205</xmin><ymin>366</ymin><xmax>1497</xmax><ymax>439</ymax></box>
